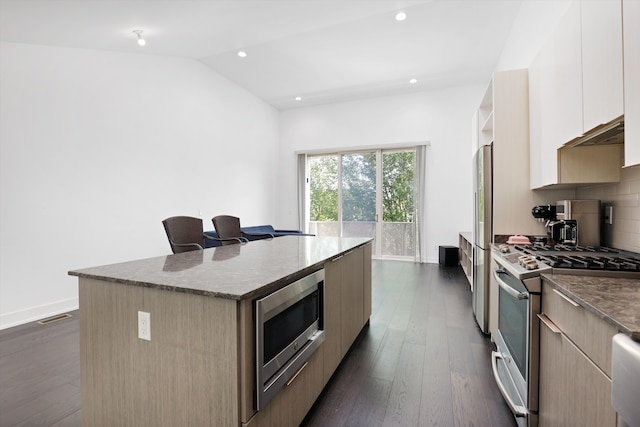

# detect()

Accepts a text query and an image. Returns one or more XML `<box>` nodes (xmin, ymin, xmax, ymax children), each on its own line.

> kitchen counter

<box><xmin>541</xmin><ymin>273</ymin><xmax>640</xmax><ymax>342</ymax></box>
<box><xmin>69</xmin><ymin>235</ymin><xmax>371</xmax><ymax>300</ymax></box>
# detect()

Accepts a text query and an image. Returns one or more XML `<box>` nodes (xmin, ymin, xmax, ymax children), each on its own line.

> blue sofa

<box><xmin>203</xmin><ymin>225</ymin><xmax>314</xmax><ymax>248</ymax></box>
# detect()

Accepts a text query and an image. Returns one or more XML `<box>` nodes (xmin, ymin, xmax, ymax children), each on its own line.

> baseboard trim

<box><xmin>0</xmin><ymin>297</ymin><xmax>79</xmax><ymax>330</ymax></box>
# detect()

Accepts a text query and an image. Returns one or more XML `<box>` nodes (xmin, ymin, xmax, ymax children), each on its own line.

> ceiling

<box><xmin>0</xmin><ymin>0</ymin><xmax>523</xmax><ymax>110</ymax></box>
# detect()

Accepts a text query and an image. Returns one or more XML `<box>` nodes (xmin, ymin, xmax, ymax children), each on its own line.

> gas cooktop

<box><xmin>512</xmin><ymin>244</ymin><xmax>640</xmax><ymax>272</ymax></box>
<box><xmin>492</xmin><ymin>243</ymin><xmax>640</xmax><ymax>280</ymax></box>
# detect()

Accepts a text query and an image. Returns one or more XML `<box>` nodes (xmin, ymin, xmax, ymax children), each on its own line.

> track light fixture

<box><xmin>132</xmin><ymin>30</ymin><xmax>146</xmax><ymax>46</ymax></box>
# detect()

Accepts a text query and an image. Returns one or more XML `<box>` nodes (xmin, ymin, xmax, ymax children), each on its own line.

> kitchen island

<box><xmin>69</xmin><ymin>236</ymin><xmax>372</xmax><ymax>427</ymax></box>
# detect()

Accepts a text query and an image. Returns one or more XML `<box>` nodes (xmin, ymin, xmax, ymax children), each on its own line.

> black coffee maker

<box><xmin>531</xmin><ymin>204</ymin><xmax>577</xmax><ymax>246</ymax></box>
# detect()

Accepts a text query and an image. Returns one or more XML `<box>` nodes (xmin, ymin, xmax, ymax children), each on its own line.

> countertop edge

<box><xmin>68</xmin><ymin>271</ymin><xmax>246</xmax><ymax>300</ymax></box>
<box><xmin>68</xmin><ymin>238</ymin><xmax>372</xmax><ymax>300</ymax></box>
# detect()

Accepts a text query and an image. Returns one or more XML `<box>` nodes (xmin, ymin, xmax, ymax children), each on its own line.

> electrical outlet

<box><xmin>138</xmin><ymin>311</ymin><xmax>151</xmax><ymax>341</ymax></box>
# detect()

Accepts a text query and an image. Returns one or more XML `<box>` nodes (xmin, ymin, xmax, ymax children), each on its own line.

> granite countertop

<box><xmin>541</xmin><ymin>273</ymin><xmax>640</xmax><ymax>342</ymax></box>
<box><xmin>69</xmin><ymin>236</ymin><xmax>371</xmax><ymax>300</ymax></box>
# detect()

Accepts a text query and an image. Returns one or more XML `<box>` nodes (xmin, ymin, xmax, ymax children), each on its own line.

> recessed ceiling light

<box><xmin>237</xmin><ymin>50</ymin><xmax>247</xmax><ymax>58</ymax></box>
<box><xmin>132</xmin><ymin>30</ymin><xmax>146</xmax><ymax>46</ymax></box>
<box><xmin>395</xmin><ymin>11</ymin><xmax>407</xmax><ymax>21</ymax></box>
<box><xmin>295</xmin><ymin>96</ymin><xmax>302</xmax><ymax>101</ymax></box>
<box><xmin>409</xmin><ymin>78</ymin><xmax>418</xmax><ymax>84</ymax></box>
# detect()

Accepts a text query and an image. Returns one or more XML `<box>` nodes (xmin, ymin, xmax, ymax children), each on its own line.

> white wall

<box><xmin>0</xmin><ymin>42</ymin><xmax>279</xmax><ymax>329</ymax></box>
<box><xmin>277</xmin><ymin>85</ymin><xmax>485</xmax><ymax>263</ymax></box>
<box><xmin>495</xmin><ymin>0</ymin><xmax>572</xmax><ymax>71</ymax></box>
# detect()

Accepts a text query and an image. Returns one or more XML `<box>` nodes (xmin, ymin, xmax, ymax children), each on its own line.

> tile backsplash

<box><xmin>575</xmin><ymin>164</ymin><xmax>640</xmax><ymax>253</ymax></box>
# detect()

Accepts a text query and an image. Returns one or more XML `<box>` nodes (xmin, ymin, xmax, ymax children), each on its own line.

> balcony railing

<box><xmin>308</xmin><ymin>221</ymin><xmax>416</xmax><ymax>258</ymax></box>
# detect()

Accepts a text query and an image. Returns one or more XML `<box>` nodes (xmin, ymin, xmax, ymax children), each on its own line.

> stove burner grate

<box><xmin>538</xmin><ymin>254</ymin><xmax>640</xmax><ymax>271</ymax></box>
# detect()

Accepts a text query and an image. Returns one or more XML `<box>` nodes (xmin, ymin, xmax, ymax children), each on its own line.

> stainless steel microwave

<box><xmin>255</xmin><ymin>268</ymin><xmax>325</xmax><ymax>410</ymax></box>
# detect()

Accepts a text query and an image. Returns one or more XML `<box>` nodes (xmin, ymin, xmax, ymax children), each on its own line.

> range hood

<box><xmin>563</xmin><ymin>116</ymin><xmax>624</xmax><ymax>148</ymax></box>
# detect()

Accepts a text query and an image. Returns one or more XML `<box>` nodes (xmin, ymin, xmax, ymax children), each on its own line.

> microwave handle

<box><xmin>493</xmin><ymin>270</ymin><xmax>529</xmax><ymax>300</ymax></box>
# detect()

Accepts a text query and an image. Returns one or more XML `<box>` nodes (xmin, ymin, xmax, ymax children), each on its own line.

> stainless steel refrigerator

<box><xmin>473</xmin><ymin>144</ymin><xmax>492</xmax><ymax>334</ymax></box>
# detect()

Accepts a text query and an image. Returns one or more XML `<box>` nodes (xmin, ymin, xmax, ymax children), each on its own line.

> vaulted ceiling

<box><xmin>0</xmin><ymin>0</ymin><xmax>523</xmax><ymax>109</ymax></box>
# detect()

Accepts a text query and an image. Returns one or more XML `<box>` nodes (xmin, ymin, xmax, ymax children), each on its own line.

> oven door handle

<box><xmin>493</xmin><ymin>270</ymin><xmax>528</xmax><ymax>300</ymax></box>
<box><xmin>491</xmin><ymin>351</ymin><xmax>528</xmax><ymax>417</ymax></box>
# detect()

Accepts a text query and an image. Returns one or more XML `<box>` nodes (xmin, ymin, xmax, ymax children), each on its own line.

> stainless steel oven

<box><xmin>255</xmin><ymin>268</ymin><xmax>325</xmax><ymax>410</ymax></box>
<box><xmin>491</xmin><ymin>249</ymin><xmax>547</xmax><ymax>427</ymax></box>
<box><xmin>492</xmin><ymin>266</ymin><xmax>541</xmax><ymax>427</ymax></box>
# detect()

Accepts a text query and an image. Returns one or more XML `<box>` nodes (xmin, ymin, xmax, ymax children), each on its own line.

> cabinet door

<box><xmin>341</xmin><ymin>247</ymin><xmax>365</xmax><ymax>353</ymax></box>
<box><xmin>323</xmin><ymin>255</ymin><xmax>343</xmax><ymax>384</ymax></box>
<box><xmin>582</xmin><ymin>0</ymin><xmax>623</xmax><ymax>132</ymax></box>
<box><xmin>363</xmin><ymin>242</ymin><xmax>372</xmax><ymax>322</ymax></box>
<box><xmin>243</xmin><ymin>349</ymin><xmax>324</xmax><ymax>427</ymax></box>
<box><xmin>538</xmin><ymin>315</ymin><xmax>616</xmax><ymax>427</ymax></box>
<box><xmin>529</xmin><ymin>1</ymin><xmax>583</xmax><ymax>188</ymax></box>
<box><xmin>624</xmin><ymin>0</ymin><xmax>640</xmax><ymax>167</ymax></box>
<box><xmin>542</xmin><ymin>284</ymin><xmax>617</xmax><ymax>376</ymax></box>
<box><xmin>547</xmin><ymin>0</ymin><xmax>583</xmax><ymax>149</ymax></box>
<box><xmin>529</xmin><ymin>46</ymin><xmax>551</xmax><ymax>188</ymax></box>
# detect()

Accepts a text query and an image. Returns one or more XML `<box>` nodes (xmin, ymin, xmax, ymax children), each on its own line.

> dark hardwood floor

<box><xmin>0</xmin><ymin>260</ymin><xmax>516</xmax><ymax>427</ymax></box>
<box><xmin>302</xmin><ymin>261</ymin><xmax>516</xmax><ymax>427</ymax></box>
<box><xmin>0</xmin><ymin>310</ymin><xmax>81</xmax><ymax>427</ymax></box>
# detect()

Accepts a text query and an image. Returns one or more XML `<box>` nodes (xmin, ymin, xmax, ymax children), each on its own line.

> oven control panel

<box><xmin>492</xmin><ymin>245</ymin><xmax>551</xmax><ymax>280</ymax></box>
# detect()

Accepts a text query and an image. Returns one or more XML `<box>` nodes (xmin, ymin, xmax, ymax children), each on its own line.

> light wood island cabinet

<box><xmin>321</xmin><ymin>243</ymin><xmax>372</xmax><ymax>384</ymax></box>
<box><xmin>70</xmin><ymin>236</ymin><xmax>372</xmax><ymax>427</ymax></box>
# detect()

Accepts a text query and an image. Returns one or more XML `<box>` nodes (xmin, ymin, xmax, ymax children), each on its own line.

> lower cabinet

<box><xmin>323</xmin><ymin>253</ymin><xmax>343</xmax><ymax>384</ymax></box>
<box><xmin>323</xmin><ymin>243</ymin><xmax>371</xmax><ymax>385</ymax></box>
<box><xmin>539</xmin><ymin>315</ymin><xmax>616</xmax><ymax>427</ymax></box>
<box><xmin>538</xmin><ymin>282</ymin><xmax>617</xmax><ymax>427</ymax></box>
<box><xmin>340</xmin><ymin>246</ymin><xmax>365</xmax><ymax>354</ymax></box>
<box><xmin>243</xmin><ymin>349</ymin><xmax>325</xmax><ymax>427</ymax></box>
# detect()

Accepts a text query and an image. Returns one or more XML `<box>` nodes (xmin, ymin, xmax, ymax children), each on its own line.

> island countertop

<box><xmin>69</xmin><ymin>236</ymin><xmax>372</xmax><ymax>300</ymax></box>
<box><xmin>541</xmin><ymin>273</ymin><xmax>640</xmax><ymax>342</ymax></box>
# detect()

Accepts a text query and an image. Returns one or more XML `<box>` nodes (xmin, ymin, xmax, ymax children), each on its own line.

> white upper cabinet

<box><xmin>582</xmin><ymin>0</ymin><xmax>624</xmax><ymax>132</ymax></box>
<box><xmin>529</xmin><ymin>0</ymin><xmax>583</xmax><ymax>188</ymax></box>
<box><xmin>529</xmin><ymin>0</ymin><xmax>625</xmax><ymax>188</ymax></box>
<box><xmin>623</xmin><ymin>0</ymin><xmax>640</xmax><ymax>167</ymax></box>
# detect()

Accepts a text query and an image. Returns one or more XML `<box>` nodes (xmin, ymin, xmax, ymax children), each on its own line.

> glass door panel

<box><xmin>381</xmin><ymin>150</ymin><xmax>416</xmax><ymax>258</ymax></box>
<box><xmin>308</xmin><ymin>155</ymin><xmax>339</xmax><ymax>237</ymax></box>
<box><xmin>341</xmin><ymin>152</ymin><xmax>376</xmax><ymax>240</ymax></box>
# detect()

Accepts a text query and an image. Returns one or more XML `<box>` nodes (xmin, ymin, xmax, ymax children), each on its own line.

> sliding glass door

<box><xmin>308</xmin><ymin>148</ymin><xmax>417</xmax><ymax>259</ymax></box>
